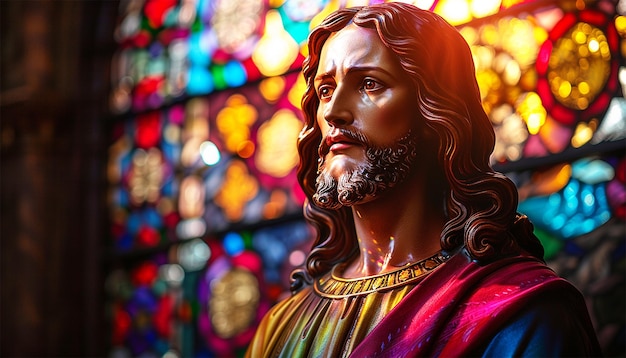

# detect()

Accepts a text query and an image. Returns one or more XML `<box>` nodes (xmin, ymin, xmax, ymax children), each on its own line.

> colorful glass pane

<box><xmin>106</xmin><ymin>255</ymin><xmax>180</xmax><ymax>357</ymax></box>
<box><xmin>462</xmin><ymin>3</ymin><xmax>624</xmax><ymax>165</ymax></box>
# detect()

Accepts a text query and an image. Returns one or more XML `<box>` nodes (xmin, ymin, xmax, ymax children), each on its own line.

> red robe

<box><xmin>351</xmin><ymin>250</ymin><xmax>601</xmax><ymax>356</ymax></box>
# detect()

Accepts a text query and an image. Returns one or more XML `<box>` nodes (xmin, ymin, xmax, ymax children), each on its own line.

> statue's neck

<box><xmin>341</xmin><ymin>174</ymin><xmax>445</xmax><ymax>279</ymax></box>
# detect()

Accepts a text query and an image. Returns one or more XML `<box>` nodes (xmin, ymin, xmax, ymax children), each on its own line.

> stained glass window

<box><xmin>106</xmin><ymin>0</ymin><xmax>625</xmax><ymax>356</ymax></box>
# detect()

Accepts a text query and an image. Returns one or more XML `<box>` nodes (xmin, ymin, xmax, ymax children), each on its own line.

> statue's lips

<box><xmin>326</xmin><ymin>134</ymin><xmax>363</xmax><ymax>152</ymax></box>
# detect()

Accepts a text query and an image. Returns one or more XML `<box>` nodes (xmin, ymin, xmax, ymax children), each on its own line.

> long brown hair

<box><xmin>292</xmin><ymin>2</ymin><xmax>543</xmax><ymax>291</ymax></box>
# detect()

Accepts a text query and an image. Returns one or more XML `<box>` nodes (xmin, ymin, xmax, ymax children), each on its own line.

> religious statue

<box><xmin>246</xmin><ymin>3</ymin><xmax>601</xmax><ymax>357</ymax></box>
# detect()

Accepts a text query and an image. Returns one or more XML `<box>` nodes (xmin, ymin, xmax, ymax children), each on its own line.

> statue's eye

<box><xmin>362</xmin><ymin>78</ymin><xmax>383</xmax><ymax>92</ymax></box>
<box><xmin>318</xmin><ymin>85</ymin><xmax>334</xmax><ymax>100</ymax></box>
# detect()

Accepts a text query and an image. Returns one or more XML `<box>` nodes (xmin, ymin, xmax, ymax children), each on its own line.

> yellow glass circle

<box><xmin>548</xmin><ymin>22</ymin><xmax>611</xmax><ymax>110</ymax></box>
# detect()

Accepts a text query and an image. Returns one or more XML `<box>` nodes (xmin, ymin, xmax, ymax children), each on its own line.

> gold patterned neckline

<box><xmin>314</xmin><ymin>250</ymin><xmax>451</xmax><ymax>298</ymax></box>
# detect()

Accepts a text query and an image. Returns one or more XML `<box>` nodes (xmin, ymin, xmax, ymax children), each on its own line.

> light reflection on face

<box><xmin>312</xmin><ymin>24</ymin><xmax>418</xmax><ymax>208</ymax></box>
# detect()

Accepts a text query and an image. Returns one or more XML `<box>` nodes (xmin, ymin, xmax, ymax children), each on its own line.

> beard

<box><xmin>313</xmin><ymin>130</ymin><xmax>418</xmax><ymax>209</ymax></box>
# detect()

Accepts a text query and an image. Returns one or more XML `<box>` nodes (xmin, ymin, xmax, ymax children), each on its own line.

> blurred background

<box><xmin>1</xmin><ymin>0</ymin><xmax>624</xmax><ymax>356</ymax></box>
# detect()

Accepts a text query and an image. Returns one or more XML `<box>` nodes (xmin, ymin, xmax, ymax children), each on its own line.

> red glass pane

<box><xmin>136</xmin><ymin>111</ymin><xmax>161</xmax><ymax>149</ymax></box>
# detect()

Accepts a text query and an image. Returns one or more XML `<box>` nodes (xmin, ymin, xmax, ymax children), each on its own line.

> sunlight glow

<box><xmin>252</xmin><ymin>10</ymin><xmax>299</xmax><ymax>77</ymax></box>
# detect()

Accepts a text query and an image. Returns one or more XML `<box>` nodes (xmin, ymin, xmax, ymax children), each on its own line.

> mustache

<box><xmin>317</xmin><ymin>128</ymin><xmax>371</xmax><ymax>158</ymax></box>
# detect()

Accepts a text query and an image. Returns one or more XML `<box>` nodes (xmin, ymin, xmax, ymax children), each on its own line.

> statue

<box><xmin>246</xmin><ymin>3</ymin><xmax>601</xmax><ymax>357</ymax></box>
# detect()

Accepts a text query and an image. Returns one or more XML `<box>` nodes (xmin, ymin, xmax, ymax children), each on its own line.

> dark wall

<box><xmin>1</xmin><ymin>1</ymin><xmax>118</xmax><ymax>355</ymax></box>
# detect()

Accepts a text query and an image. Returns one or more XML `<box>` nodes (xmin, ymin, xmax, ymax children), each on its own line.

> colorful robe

<box><xmin>246</xmin><ymin>250</ymin><xmax>600</xmax><ymax>357</ymax></box>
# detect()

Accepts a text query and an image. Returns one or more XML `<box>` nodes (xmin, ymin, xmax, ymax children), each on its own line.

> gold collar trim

<box><xmin>314</xmin><ymin>250</ymin><xmax>451</xmax><ymax>298</ymax></box>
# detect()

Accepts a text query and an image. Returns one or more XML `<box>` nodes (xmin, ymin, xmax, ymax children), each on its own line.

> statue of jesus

<box><xmin>246</xmin><ymin>3</ymin><xmax>601</xmax><ymax>357</ymax></box>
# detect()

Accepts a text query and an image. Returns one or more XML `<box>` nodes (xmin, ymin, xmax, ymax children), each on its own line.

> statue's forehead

<box><xmin>317</xmin><ymin>24</ymin><xmax>392</xmax><ymax>74</ymax></box>
<box><xmin>321</xmin><ymin>24</ymin><xmax>379</xmax><ymax>55</ymax></box>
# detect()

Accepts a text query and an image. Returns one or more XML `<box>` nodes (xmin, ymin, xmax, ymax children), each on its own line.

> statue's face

<box><xmin>312</xmin><ymin>24</ymin><xmax>418</xmax><ymax>208</ymax></box>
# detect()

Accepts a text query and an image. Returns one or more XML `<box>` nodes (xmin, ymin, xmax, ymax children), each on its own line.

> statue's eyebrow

<box><xmin>314</xmin><ymin>72</ymin><xmax>334</xmax><ymax>84</ymax></box>
<box><xmin>314</xmin><ymin>65</ymin><xmax>397</xmax><ymax>83</ymax></box>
